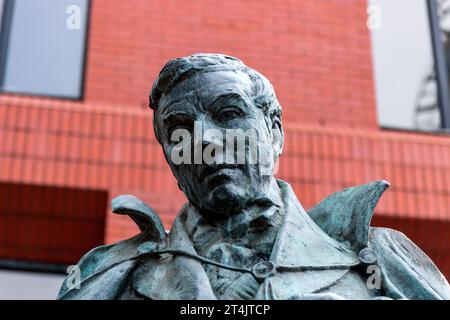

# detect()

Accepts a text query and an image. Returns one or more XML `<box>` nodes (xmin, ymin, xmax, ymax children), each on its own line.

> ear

<box><xmin>271</xmin><ymin>119</ymin><xmax>284</xmax><ymax>159</ymax></box>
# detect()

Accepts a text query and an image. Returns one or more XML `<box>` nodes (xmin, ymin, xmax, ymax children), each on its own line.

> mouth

<box><xmin>200</xmin><ymin>164</ymin><xmax>243</xmax><ymax>185</ymax></box>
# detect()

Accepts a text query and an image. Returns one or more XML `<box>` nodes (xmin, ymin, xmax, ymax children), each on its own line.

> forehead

<box><xmin>158</xmin><ymin>70</ymin><xmax>253</xmax><ymax>112</ymax></box>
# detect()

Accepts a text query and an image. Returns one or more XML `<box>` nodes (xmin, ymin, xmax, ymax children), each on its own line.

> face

<box><xmin>154</xmin><ymin>70</ymin><xmax>280</xmax><ymax>219</ymax></box>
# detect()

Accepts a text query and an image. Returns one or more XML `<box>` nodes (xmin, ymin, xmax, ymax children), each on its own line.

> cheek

<box><xmin>167</xmin><ymin>161</ymin><xmax>196</xmax><ymax>183</ymax></box>
<box><xmin>163</xmin><ymin>146</ymin><xmax>175</xmax><ymax>166</ymax></box>
<box><xmin>162</xmin><ymin>145</ymin><xmax>182</xmax><ymax>174</ymax></box>
<box><xmin>255</xmin><ymin>129</ymin><xmax>274</xmax><ymax>156</ymax></box>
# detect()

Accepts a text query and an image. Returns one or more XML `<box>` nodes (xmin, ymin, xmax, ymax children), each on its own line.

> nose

<box><xmin>202</xmin><ymin>133</ymin><xmax>223</xmax><ymax>148</ymax></box>
<box><xmin>199</xmin><ymin>120</ymin><xmax>225</xmax><ymax>147</ymax></box>
<box><xmin>194</xmin><ymin>120</ymin><xmax>226</xmax><ymax>165</ymax></box>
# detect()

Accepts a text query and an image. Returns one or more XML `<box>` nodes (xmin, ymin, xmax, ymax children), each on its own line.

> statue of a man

<box><xmin>57</xmin><ymin>54</ymin><xmax>450</xmax><ymax>300</ymax></box>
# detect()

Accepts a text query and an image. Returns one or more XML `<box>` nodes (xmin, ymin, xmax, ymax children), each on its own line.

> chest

<box><xmin>202</xmin><ymin>259</ymin><xmax>379</xmax><ymax>300</ymax></box>
<box><xmin>256</xmin><ymin>268</ymin><xmax>380</xmax><ymax>299</ymax></box>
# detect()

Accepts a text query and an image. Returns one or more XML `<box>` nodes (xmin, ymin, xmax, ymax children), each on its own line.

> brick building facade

<box><xmin>0</xmin><ymin>0</ymin><xmax>449</xmax><ymax>279</ymax></box>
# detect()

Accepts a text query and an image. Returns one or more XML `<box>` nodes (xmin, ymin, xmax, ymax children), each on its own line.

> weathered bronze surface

<box><xmin>57</xmin><ymin>54</ymin><xmax>450</xmax><ymax>300</ymax></box>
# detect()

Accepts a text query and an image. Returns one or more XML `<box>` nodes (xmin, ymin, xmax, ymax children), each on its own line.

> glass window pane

<box><xmin>1</xmin><ymin>0</ymin><xmax>89</xmax><ymax>99</ymax></box>
<box><xmin>370</xmin><ymin>0</ymin><xmax>441</xmax><ymax>130</ymax></box>
<box><xmin>434</xmin><ymin>0</ymin><xmax>450</xmax><ymax>128</ymax></box>
<box><xmin>0</xmin><ymin>0</ymin><xmax>4</xmax><ymax>30</ymax></box>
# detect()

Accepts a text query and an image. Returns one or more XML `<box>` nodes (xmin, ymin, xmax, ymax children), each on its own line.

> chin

<box><xmin>203</xmin><ymin>183</ymin><xmax>247</xmax><ymax>217</ymax></box>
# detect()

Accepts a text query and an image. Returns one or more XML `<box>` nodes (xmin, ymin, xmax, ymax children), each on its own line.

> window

<box><xmin>0</xmin><ymin>1</ymin><xmax>4</xmax><ymax>28</ymax></box>
<box><xmin>0</xmin><ymin>0</ymin><xmax>89</xmax><ymax>99</ymax></box>
<box><xmin>371</xmin><ymin>0</ymin><xmax>450</xmax><ymax>131</ymax></box>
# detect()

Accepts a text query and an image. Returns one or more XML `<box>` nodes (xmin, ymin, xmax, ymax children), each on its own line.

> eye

<box><xmin>168</xmin><ymin>122</ymin><xmax>193</xmax><ymax>139</ymax></box>
<box><xmin>217</xmin><ymin>107</ymin><xmax>243</xmax><ymax>121</ymax></box>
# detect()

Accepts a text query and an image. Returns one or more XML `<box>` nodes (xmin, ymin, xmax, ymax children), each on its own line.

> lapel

<box><xmin>270</xmin><ymin>180</ymin><xmax>357</xmax><ymax>267</ymax></box>
<box><xmin>258</xmin><ymin>180</ymin><xmax>359</xmax><ymax>299</ymax></box>
<box><xmin>132</xmin><ymin>204</ymin><xmax>216</xmax><ymax>300</ymax></box>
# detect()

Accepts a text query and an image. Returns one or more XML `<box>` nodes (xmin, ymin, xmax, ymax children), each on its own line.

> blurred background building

<box><xmin>0</xmin><ymin>0</ymin><xmax>449</xmax><ymax>299</ymax></box>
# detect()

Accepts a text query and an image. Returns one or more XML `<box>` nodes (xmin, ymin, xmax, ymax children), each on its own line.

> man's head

<box><xmin>150</xmin><ymin>53</ymin><xmax>284</xmax><ymax>218</ymax></box>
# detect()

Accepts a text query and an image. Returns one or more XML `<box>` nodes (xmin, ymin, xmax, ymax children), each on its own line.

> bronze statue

<box><xmin>57</xmin><ymin>54</ymin><xmax>450</xmax><ymax>300</ymax></box>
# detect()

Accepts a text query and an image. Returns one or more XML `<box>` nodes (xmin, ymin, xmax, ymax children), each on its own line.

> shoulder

<box><xmin>369</xmin><ymin>227</ymin><xmax>450</xmax><ymax>299</ymax></box>
<box><xmin>57</xmin><ymin>195</ymin><xmax>167</xmax><ymax>299</ymax></box>
<box><xmin>307</xmin><ymin>180</ymin><xmax>450</xmax><ymax>299</ymax></box>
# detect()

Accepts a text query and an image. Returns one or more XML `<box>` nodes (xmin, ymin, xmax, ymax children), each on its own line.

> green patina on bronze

<box><xmin>57</xmin><ymin>54</ymin><xmax>450</xmax><ymax>300</ymax></box>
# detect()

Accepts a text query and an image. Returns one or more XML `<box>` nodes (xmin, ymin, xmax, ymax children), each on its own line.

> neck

<box><xmin>184</xmin><ymin>178</ymin><xmax>284</xmax><ymax>258</ymax></box>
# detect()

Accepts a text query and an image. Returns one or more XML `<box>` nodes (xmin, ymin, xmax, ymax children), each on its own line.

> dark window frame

<box><xmin>0</xmin><ymin>259</ymin><xmax>68</xmax><ymax>275</ymax></box>
<box><xmin>0</xmin><ymin>0</ymin><xmax>91</xmax><ymax>101</ymax></box>
<box><xmin>427</xmin><ymin>0</ymin><xmax>450</xmax><ymax>129</ymax></box>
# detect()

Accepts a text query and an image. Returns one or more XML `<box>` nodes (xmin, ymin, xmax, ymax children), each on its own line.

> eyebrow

<box><xmin>160</xmin><ymin>89</ymin><xmax>201</xmax><ymax>117</ymax></box>
<box><xmin>161</xmin><ymin>109</ymin><xmax>195</xmax><ymax>124</ymax></box>
<box><xmin>160</xmin><ymin>99</ymin><xmax>195</xmax><ymax>120</ymax></box>
<box><xmin>207</xmin><ymin>92</ymin><xmax>249</xmax><ymax>110</ymax></box>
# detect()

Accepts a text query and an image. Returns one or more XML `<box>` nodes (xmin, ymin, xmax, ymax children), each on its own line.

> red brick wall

<box><xmin>0</xmin><ymin>182</ymin><xmax>107</xmax><ymax>264</ymax></box>
<box><xmin>0</xmin><ymin>0</ymin><xmax>449</xmax><ymax>277</ymax></box>
<box><xmin>85</xmin><ymin>0</ymin><xmax>376</xmax><ymax>129</ymax></box>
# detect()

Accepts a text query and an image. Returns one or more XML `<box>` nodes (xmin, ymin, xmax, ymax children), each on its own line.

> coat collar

<box><xmin>269</xmin><ymin>180</ymin><xmax>357</xmax><ymax>267</ymax></box>
<box><xmin>307</xmin><ymin>180</ymin><xmax>390</xmax><ymax>252</ymax></box>
<box><xmin>132</xmin><ymin>180</ymin><xmax>358</xmax><ymax>299</ymax></box>
<box><xmin>169</xmin><ymin>179</ymin><xmax>357</xmax><ymax>269</ymax></box>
